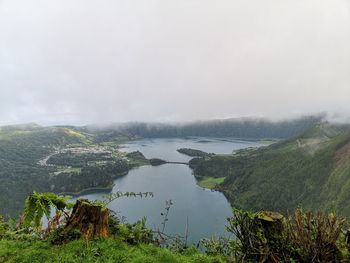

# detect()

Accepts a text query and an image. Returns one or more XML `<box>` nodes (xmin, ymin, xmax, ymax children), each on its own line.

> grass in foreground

<box><xmin>0</xmin><ymin>238</ymin><xmax>224</xmax><ymax>263</ymax></box>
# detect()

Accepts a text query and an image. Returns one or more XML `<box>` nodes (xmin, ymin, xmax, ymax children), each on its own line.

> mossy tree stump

<box><xmin>256</xmin><ymin>211</ymin><xmax>285</xmax><ymax>263</ymax></box>
<box><xmin>64</xmin><ymin>199</ymin><xmax>109</xmax><ymax>240</ymax></box>
<box><xmin>256</xmin><ymin>211</ymin><xmax>284</xmax><ymax>235</ymax></box>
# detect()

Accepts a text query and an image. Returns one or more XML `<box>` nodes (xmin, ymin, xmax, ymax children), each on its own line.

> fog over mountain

<box><xmin>0</xmin><ymin>0</ymin><xmax>349</xmax><ymax>125</ymax></box>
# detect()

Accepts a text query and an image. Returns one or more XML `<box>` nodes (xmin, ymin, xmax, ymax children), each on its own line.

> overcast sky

<box><xmin>0</xmin><ymin>0</ymin><xmax>349</xmax><ymax>125</ymax></box>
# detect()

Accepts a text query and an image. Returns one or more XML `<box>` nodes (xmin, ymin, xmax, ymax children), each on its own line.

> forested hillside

<box><xmin>87</xmin><ymin>115</ymin><xmax>323</xmax><ymax>139</ymax></box>
<box><xmin>0</xmin><ymin>116</ymin><xmax>328</xmax><ymax>218</ymax></box>
<box><xmin>190</xmin><ymin>123</ymin><xmax>350</xmax><ymax>217</ymax></box>
<box><xmin>0</xmin><ymin>125</ymin><xmax>85</xmax><ymax>217</ymax></box>
<box><xmin>0</xmin><ymin>125</ymin><xmax>144</xmax><ymax>218</ymax></box>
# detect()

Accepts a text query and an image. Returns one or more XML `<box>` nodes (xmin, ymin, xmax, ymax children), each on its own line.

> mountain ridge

<box><xmin>190</xmin><ymin>123</ymin><xmax>350</xmax><ymax>217</ymax></box>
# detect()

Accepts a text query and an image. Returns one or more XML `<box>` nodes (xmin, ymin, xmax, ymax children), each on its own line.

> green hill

<box><xmin>90</xmin><ymin>115</ymin><xmax>323</xmax><ymax>139</ymax></box>
<box><xmin>0</xmin><ymin>125</ymin><xmax>91</xmax><ymax>217</ymax></box>
<box><xmin>190</xmin><ymin>123</ymin><xmax>350</xmax><ymax>217</ymax></box>
<box><xmin>0</xmin><ymin>125</ymin><xmax>138</xmax><ymax>218</ymax></box>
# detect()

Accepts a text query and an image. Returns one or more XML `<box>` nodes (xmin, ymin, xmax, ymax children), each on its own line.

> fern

<box><xmin>22</xmin><ymin>192</ymin><xmax>73</xmax><ymax>230</ymax></box>
<box><xmin>100</xmin><ymin>191</ymin><xmax>154</xmax><ymax>206</ymax></box>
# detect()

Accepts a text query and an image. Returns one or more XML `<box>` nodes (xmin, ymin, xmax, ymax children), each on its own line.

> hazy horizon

<box><xmin>1</xmin><ymin>0</ymin><xmax>349</xmax><ymax>126</ymax></box>
<box><xmin>0</xmin><ymin>113</ymin><xmax>333</xmax><ymax>128</ymax></box>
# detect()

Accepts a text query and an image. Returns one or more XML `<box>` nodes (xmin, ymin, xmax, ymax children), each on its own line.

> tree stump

<box><xmin>256</xmin><ymin>211</ymin><xmax>284</xmax><ymax>235</ymax></box>
<box><xmin>256</xmin><ymin>211</ymin><xmax>285</xmax><ymax>263</ymax></box>
<box><xmin>64</xmin><ymin>199</ymin><xmax>109</xmax><ymax>240</ymax></box>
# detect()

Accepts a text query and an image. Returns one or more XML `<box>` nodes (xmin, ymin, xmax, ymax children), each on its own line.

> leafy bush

<box><xmin>200</xmin><ymin>236</ymin><xmax>237</xmax><ymax>257</ymax></box>
<box><xmin>0</xmin><ymin>216</ymin><xmax>40</xmax><ymax>241</ymax></box>
<box><xmin>115</xmin><ymin>217</ymin><xmax>153</xmax><ymax>245</ymax></box>
<box><xmin>49</xmin><ymin>226</ymin><xmax>82</xmax><ymax>245</ymax></box>
<box><xmin>285</xmin><ymin>209</ymin><xmax>346</xmax><ymax>262</ymax></box>
<box><xmin>226</xmin><ymin>208</ymin><xmax>348</xmax><ymax>262</ymax></box>
<box><xmin>226</xmin><ymin>209</ymin><xmax>288</xmax><ymax>262</ymax></box>
<box><xmin>108</xmin><ymin>212</ymin><xmax>120</xmax><ymax>236</ymax></box>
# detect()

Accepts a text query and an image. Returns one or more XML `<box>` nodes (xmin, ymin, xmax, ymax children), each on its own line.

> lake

<box><xmin>77</xmin><ymin>137</ymin><xmax>263</xmax><ymax>243</ymax></box>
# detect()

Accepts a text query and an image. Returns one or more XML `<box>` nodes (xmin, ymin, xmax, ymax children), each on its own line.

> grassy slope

<box><xmin>191</xmin><ymin>123</ymin><xmax>350</xmax><ymax>217</ymax></box>
<box><xmin>197</xmin><ymin>177</ymin><xmax>225</xmax><ymax>189</ymax></box>
<box><xmin>0</xmin><ymin>239</ymin><xmax>223</xmax><ymax>263</ymax></box>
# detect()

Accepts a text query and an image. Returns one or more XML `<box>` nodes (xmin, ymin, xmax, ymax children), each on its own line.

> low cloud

<box><xmin>0</xmin><ymin>0</ymin><xmax>349</xmax><ymax>125</ymax></box>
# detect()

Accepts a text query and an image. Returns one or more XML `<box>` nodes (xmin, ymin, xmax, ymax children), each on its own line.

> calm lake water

<box><xmin>78</xmin><ymin>138</ymin><xmax>263</xmax><ymax>243</ymax></box>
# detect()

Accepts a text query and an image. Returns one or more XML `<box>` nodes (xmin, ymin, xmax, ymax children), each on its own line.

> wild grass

<box><xmin>0</xmin><ymin>239</ymin><xmax>224</xmax><ymax>263</ymax></box>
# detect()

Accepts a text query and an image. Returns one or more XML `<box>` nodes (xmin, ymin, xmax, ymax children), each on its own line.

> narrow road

<box><xmin>166</xmin><ymin>161</ymin><xmax>189</xmax><ymax>165</ymax></box>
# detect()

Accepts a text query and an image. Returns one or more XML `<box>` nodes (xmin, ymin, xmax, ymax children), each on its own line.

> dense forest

<box><xmin>0</xmin><ymin>125</ymin><xmax>147</xmax><ymax>217</ymax></box>
<box><xmin>190</xmin><ymin>123</ymin><xmax>350</xmax><ymax>217</ymax></box>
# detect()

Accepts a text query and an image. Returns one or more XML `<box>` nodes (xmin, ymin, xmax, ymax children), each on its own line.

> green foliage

<box><xmin>285</xmin><ymin>209</ymin><xmax>346</xmax><ymax>262</ymax></box>
<box><xmin>125</xmin><ymin>151</ymin><xmax>150</xmax><ymax>167</ymax></box>
<box><xmin>22</xmin><ymin>192</ymin><xmax>72</xmax><ymax>229</ymax></box>
<box><xmin>48</xmin><ymin>226</ymin><xmax>82</xmax><ymax>245</ymax></box>
<box><xmin>0</xmin><ymin>118</ymin><xmax>326</xmax><ymax>218</ymax></box>
<box><xmin>47</xmin><ymin>151</ymin><xmax>114</xmax><ymax>167</ymax></box>
<box><xmin>149</xmin><ymin>158</ymin><xmax>167</xmax><ymax>166</ymax></box>
<box><xmin>3</xmin><ymin>190</ymin><xmax>350</xmax><ymax>262</ymax></box>
<box><xmin>108</xmin><ymin>213</ymin><xmax>120</xmax><ymax>236</ymax></box>
<box><xmin>0</xmin><ymin>125</ymin><xmax>145</xmax><ymax>218</ymax></box>
<box><xmin>115</xmin><ymin>218</ymin><xmax>153</xmax><ymax>245</ymax></box>
<box><xmin>196</xmin><ymin>177</ymin><xmax>225</xmax><ymax>189</ymax></box>
<box><xmin>225</xmin><ymin>208</ymin><xmax>348</xmax><ymax>262</ymax></box>
<box><xmin>0</xmin><ymin>216</ymin><xmax>6</xmax><ymax>237</ymax></box>
<box><xmin>0</xmin><ymin>238</ymin><xmax>224</xmax><ymax>263</ymax></box>
<box><xmin>125</xmin><ymin>151</ymin><xmax>146</xmax><ymax>160</ymax></box>
<box><xmin>52</xmin><ymin>160</ymin><xmax>129</xmax><ymax>194</ymax></box>
<box><xmin>192</xmin><ymin>124</ymin><xmax>350</xmax><ymax>217</ymax></box>
<box><xmin>177</xmin><ymin>148</ymin><xmax>210</xmax><ymax>158</ymax></box>
<box><xmin>226</xmin><ymin>208</ymin><xmax>272</xmax><ymax>261</ymax></box>
<box><xmin>200</xmin><ymin>237</ymin><xmax>237</xmax><ymax>258</ymax></box>
<box><xmin>0</xmin><ymin>216</ymin><xmax>39</xmax><ymax>241</ymax></box>
<box><xmin>0</xmin><ymin>126</ymin><xmax>90</xmax><ymax>217</ymax></box>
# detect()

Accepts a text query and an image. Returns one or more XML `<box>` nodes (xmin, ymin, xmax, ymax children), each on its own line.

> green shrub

<box><xmin>225</xmin><ymin>208</ymin><xmax>348</xmax><ymax>262</ymax></box>
<box><xmin>200</xmin><ymin>236</ymin><xmax>238</xmax><ymax>257</ymax></box>
<box><xmin>114</xmin><ymin>217</ymin><xmax>153</xmax><ymax>245</ymax></box>
<box><xmin>285</xmin><ymin>209</ymin><xmax>346</xmax><ymax>262</ymax></box>
<box><xmin>49</xmin><ymin>226</ymin><xmax>82</xmax><ymax>245</ymax></box>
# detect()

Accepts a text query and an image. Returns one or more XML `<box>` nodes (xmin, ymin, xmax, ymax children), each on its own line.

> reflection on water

<box><xmin>120</xmin><ymin>137</ymin><xmax>262</xmax><ymax>162</ymax></box>
<box><xmin>77</xmin><ymin>137</ymin><xmax>263</xmax><ymax>243</ymax></box>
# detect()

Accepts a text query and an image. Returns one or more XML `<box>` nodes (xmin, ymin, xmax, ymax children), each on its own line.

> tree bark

<box><xmin>64</xmin><ymin>199</ymin><xmax>109</xmax><ymax>240</ymax></box>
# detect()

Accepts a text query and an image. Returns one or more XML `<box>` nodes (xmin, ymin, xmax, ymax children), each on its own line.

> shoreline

<box><xmin>58</xmin><ymin>185</ymin><xmax>114</xmax><ymax>197</ymax></box>
<box><xmin>60</xmin><ymin>159</ymin><xmax>223</xmax><ymax>198</ymax></box>
<box><xmin>58</xmin><ymin>170</ymin><xmax>130</xmax><ymax>197</ymax></box>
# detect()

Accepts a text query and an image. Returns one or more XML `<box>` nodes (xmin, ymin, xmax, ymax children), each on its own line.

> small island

<box><xmin>177</xmin><ymin>148</ymin><xmax>212</xmax><ymax>157</ymax></box>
